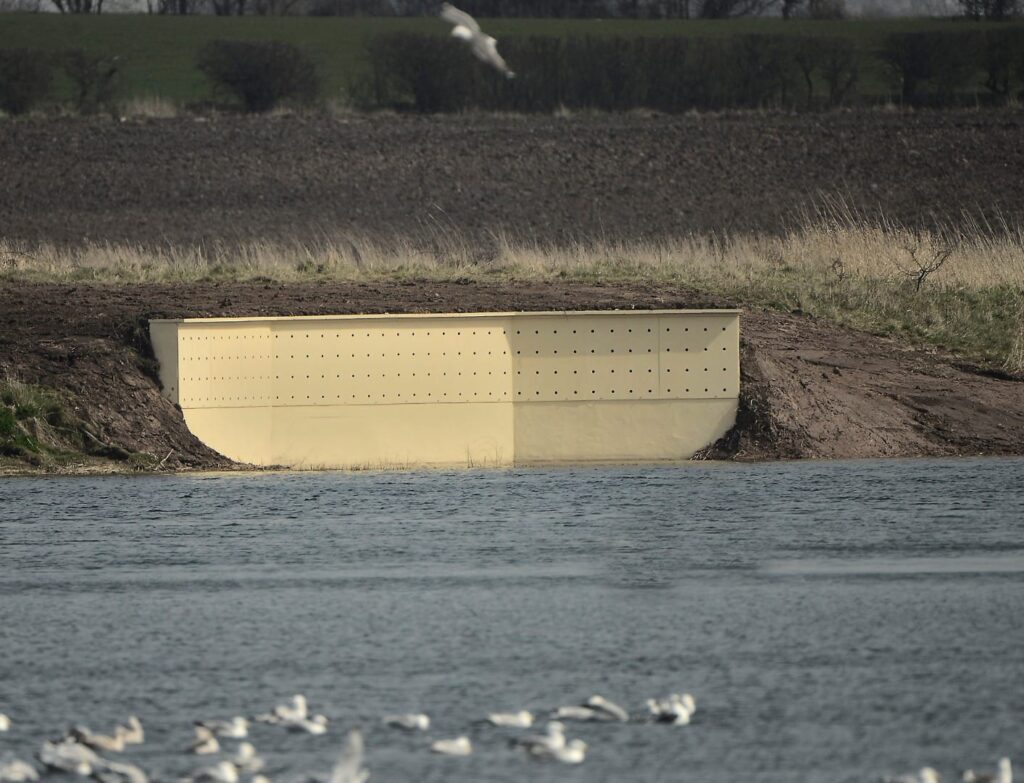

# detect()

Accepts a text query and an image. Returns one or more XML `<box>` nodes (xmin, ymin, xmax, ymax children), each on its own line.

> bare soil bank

<box><xmin>3</xmin><ymin>111</ymin><xmax>1024</xmax><ymax>246</ymax></box>
<box><xmin>1</xmin><ymin>280</ymin><xmax>1022</xmax><ymax>473</ymax></box>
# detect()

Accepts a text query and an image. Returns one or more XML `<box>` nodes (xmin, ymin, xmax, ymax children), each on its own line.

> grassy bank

<box><xmin>1</xmin><ymin>15</ymin><xmax>1019</xmax><ymax>106</ymax></box>
<box><xmin>3</xmin><ymin>206</ymin><xmax>1022</xmax><ymax>374</ymax></box>
<box><xmin>0</xmin><ymin>378</ymin><xmax>155</xmax><ymax>470</ymax></box>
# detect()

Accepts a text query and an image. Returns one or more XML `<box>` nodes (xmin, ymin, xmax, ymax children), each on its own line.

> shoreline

<box><xmin>2</xmin><ymin>280</ymin><xmax>1023</xmax><ymax>476</ymax></box>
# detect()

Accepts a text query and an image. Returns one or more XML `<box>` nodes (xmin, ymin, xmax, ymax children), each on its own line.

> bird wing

<box><xmin>440</xmin><ymin>3</ymin><xmax>480</xmax><ymax>34</ymax></box>
<box><xmin>329</xmin><ymin>731</ymin><xmax>367</xmax><ymax>783</ymax></box>
<box><xmin>472</xmin><ymin>36</ymin><xmax>514</xmax><ymax>78</ymax></box>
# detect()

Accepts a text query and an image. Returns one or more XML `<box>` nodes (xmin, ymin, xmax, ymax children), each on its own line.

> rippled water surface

<box><xmin>2</xmin><ymin>458</ymin><xmax>1023</xmax><ymax>783</ymax></box>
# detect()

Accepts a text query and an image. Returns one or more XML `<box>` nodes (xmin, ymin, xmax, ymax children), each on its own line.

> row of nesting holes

<box><xmin>184</xmin><ymin>388</ymin><xmax>732</xmax><ymax>402</ymax></box>
<box><xmin>184</xmin><ymin>346</ymin><xmax>726</xmax><ymax>361</ymax></box>
<box><xmin>515</xmin><ymin>347</ymin><xmax>728</xmax><ymax>355</ymax></box>
<box><xmin>183</xmin><ymin>350</ymin><xmax>507</xmax><ymax>361</ymax></box>
<box><xmin>514</xmin><ymin>325</ymin><xmax>728</xmax><ymax>334</ymax></box>
<box><xmin>184</xmin><ymin>330</ymin><xmax>505</xmax><ymax>341</ymax></box>
<box><xmin>185</xmin><ymin>391</ymin><xmax>512</xmax><ymax>402</ymax></box>
<box><xmin>184</xmin><ymin>325</ymin><xmax>731</xmax><ymax>341</ymax></box>
<box><xmin>185</xmin><ymin>370</ymin><xmax>505</xmax><ymax>382</ymax></box>
<box><xmin>184</xmin><ymin>366</ymin><xmax>730</xmax><ymax>382</ymax></box>
<box><xmin>515</xmin><ymin>366</ymin><xmax>732</xmax><ymax>396</ymax></box>
<box><xmin>183</xmin><ymin>369</ymin><xmax>507</xmax><ymax>403</ymax></box>
<box><xmin>515</xmin><ymin>388</ymin><xmax>731</xmax><ymax>396</ymax></box>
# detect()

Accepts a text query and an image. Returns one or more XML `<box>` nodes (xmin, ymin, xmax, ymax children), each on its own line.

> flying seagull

<box><xmin>439</xmin><ymin>3</ymin><xmax>515</xmax><ymax>79</ymax></box>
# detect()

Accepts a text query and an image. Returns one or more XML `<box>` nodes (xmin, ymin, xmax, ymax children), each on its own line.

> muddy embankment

<box><xmin>1</xmin><ymin>280</ymin><xmax>1023</xmax><ymax>474</ymax></box>
<box><xmin>2</xmin><ymin>111</ymin><xmax>1024</xmax><ymax>472</ymax></box>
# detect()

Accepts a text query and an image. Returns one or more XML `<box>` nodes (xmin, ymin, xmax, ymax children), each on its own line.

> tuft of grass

<box><xmin>0</xmin><ymin>378</ymin><xmax>141</xmax><ymax>469</ymax></box>
<box><xmin>2</xmin><ymin>203</ymin><xmax>1023</xmax><ymax>373</ymax></box>
<box><xmin>1006</xmin><ymin>310</ymin><xmax>1024</xmax><ymax>375</ymax></box>
<box><xmin>118</xmin><ymin>95</ymin><xmax>179</xmax><ymax>119</ymax></box>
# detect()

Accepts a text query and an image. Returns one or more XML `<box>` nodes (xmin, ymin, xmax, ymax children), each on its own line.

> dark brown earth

<box><xmin>2</xmin><ymin>111</ymin><xmax>1024</xmax><ymax>246</ymax></box>
<box><xmin>1</xmin><ymin>280</ymin><xmax>1022</xmax><ymax>473</ymax></box>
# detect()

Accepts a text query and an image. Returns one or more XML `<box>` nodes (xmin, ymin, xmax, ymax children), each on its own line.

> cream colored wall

<box><xmin>150</xmin><ymin>310</ymin><xmax>740</xmax><ymax>468</ymax></box>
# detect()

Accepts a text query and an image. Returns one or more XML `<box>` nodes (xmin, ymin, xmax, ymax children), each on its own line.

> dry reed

<box><xmin>2</xmin><ymin>204</ymin><xmax>1022</xmax><ymax>372</ymax></box>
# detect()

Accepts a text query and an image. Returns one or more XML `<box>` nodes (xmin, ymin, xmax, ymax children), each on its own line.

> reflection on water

<box><xmin>0</xmin><ymin>457</ymin><xmax>1022</xmax><ymax>783</ymax></box>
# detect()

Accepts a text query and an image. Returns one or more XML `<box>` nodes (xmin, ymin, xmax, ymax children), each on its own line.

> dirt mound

<box><xmin>2</xmin><ymin>111</ymin><xmax>1023</xmax><ymax>246</ymax></box>
<box><xmin>701</xmin><ymin>309</ymin><xmax>1024</xmax><ymax>460</ymax></box>
<box><xmin>1</xmin><ymin>281</ymin><xmax>1022</xmax><ymax>473</ymax></box>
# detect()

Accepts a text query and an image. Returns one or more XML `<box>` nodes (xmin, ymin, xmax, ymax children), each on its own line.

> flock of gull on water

<box><xmin>0</xmin><ymin>693</ymin><xmax>691</xmax><ymax>783</ymax></box>
<box><xmin>0</xmin><ymin>696</ymin><xmax>1014</xmax><ymax>783</ymax></box>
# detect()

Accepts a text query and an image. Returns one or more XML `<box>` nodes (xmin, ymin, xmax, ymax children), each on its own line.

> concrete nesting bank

<box><xmin>150</xmin><ymin>310</ymin><xmax>740</xmax><ymax>469</ymax></box>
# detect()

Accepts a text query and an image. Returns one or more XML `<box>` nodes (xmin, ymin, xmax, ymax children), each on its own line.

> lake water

<box><xmin>1</xmin><ymin>457</ymin><xmax>1022</xmax><ymax>783</ymax></box>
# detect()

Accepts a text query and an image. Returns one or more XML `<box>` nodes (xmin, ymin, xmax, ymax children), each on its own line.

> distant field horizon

<box><xmin>1</xmin><ymin>15</ymin><xmax>1020</xmax><ymax>105</ymax></box>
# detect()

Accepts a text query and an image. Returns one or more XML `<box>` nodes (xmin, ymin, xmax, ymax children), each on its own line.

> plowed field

<box><xmin>3</xmin><ymin>111</ymin><xmax>1023</xmax><ymax>246</ymax></box>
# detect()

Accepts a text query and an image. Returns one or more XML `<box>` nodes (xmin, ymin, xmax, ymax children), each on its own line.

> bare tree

<box><xmin>782</xmin><ymin>0</ymin><xmax>802</xmax><ymax>17</ymax></box>
<box><xmin>149</xmin><ymin>0</ymin><xmax>204</xmax><ymax>14</ymax></box>
<box><xmin>50</xmin><ymin>0</ymin><xmax>103</xmax><ymax>13</ymax></box>
<box><xmin>0</xmin><ymin>0</ymin><xmax>42</xmax><ymax>10</ymax></box>
<box><xmin>808</xmin><ymin>0</ymin><xmax>845</xmax><ymax>16</ymax></box>
<box><xmin>252</xmin><ymin>0</ymin><xmax>302</xmax><ymax>14</ymax></box>
<box><xmin>894</xmin><ymin>233</ymin><xmax>957</xmax><ymax>292</ymax></box>
<box><xmin>209</xmin><ymin>0</ymin><xmax>248</xmax><ymax>13</ymax></box>
<box><xmin>958</xmin><ymin>0</ymin><xmax>1018</xmax><ymax>19</ymax></box>
<box><xmin>697</xmin><ymin>0</ymin><xmax>779</xmax><ymax>15</ymax></box>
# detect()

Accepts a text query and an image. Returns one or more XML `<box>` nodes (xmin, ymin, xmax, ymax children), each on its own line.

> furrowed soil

<box><xmin>1</xmin><ymin>280</ymin><xmax>1022</xmax><ymax>474</ymax></box>
<box><xmin>2</xmin><ymin>111</ymin><xmax>1023</xmax><ymax>472</ymax></box>
<box><xmin>2</xmin><ymin>111</ymin><xmax>1024</xmax><ymax>245</ymax></box>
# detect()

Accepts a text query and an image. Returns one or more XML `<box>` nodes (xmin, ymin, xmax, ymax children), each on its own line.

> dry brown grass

<box><xmin>117</xmin><ymin>95</ymin><xmax>180</xmax><ymax>119</ymax></box>
<box><xmin>3</xmin><ymin>205</ymin><xmax>1023</xmax><ymax>372</ymax></box>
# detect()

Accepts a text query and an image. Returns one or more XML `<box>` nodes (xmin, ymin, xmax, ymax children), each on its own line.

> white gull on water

<box><xmin>556</xmin><ymin>695</ymin><xmax>629</xmax><ymax>722</ymax></box>
<box><xmin>196</xmin><ymin>717</ymin><xmax>248</xmax><ymax>739</ymax></box>
<box><xmin>116</xmin><ymin>717</ymin><xmax>144</xmax><ymax>746</ymax></box>
<box><xmin>486</xmin><ymin>710</ymin><xmax>533</xmax><ymax>728</ymax></box>
<box><xmin>181</xmin><ymin>761</ymin><xmax>238</xmax><ymax>783</ymax></box>
<box><xmin>430</xmin><ymin>736</ymin><xmax>472</xmax><ymax>756</ymax></box>
<box><xmin>37</xmin><ymin>740</ymin><xmax>99</xmax><ymax>776</ymax></box>
<box><xmin>513</xmin><ymin>721</ymin><xmax>565</xmax><ymax>754</ymax></box>
<box><xmin>963</xmin><ymin>758</ymin><xmax>1013</xmax><ymax>783</ymax></box>
<box><xmin>882</xmin><ymin>768</ymin><xmax>941</xmax><ymax>783</ymax></box>
<box><xmin>383</xmin><ymin>714</ymin><xmax>429</xmax><ymax>731</ymax></box>
<box><xmin>554</xmin><ymin>705</ymin><xmax>603</xmax><ymax>721</ymax></box>
<box><xmin>70</xmin><ymin>725</ymin><xmax>126</xmax><ymax>754</ymax></box>
<box><xmin>284</xmin><ymin>715</ymin><xmax>328</xmax><ymax>735</ymax></box>
<box><xmin>255</xmin><ymin>696</ymin><xmax>307</xmax><ymax>725</ymax></box>
<box><xmin>0</xmin><ymin>757</ymin><xmax>39</xmax><ymax>783</ymax></box>
<box><xmin>531</xmin><ymin>739</ymin><xmax>587</xmax><ymax>765</ymax></box>
<box><xmin>647</xmin><ymin>693</ymin><xmax>697</xmax><ymax>725</ymax></box>
<box><xmin>230</xmin><ymin>743</ymin><xmax>264</xmax><ymax>774</ymax></box>
<box><xmin>188</xmin><ymin>727</ymin><xmax>220</xmax><ymax>756</ymax></box>
<box><xmin>585</xmin><ymin>695</ymin><xmax>629</xmax><ymax>722</ymax></box>
<box><xmin>439</xmin><ymin>3</ymin><xmax>515</xmax><ymax>79</ymax></box>
<box><xmin>92</xmin><ymin>759</ymin><xmax>149</xmax><ymax>783</ymax></box>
